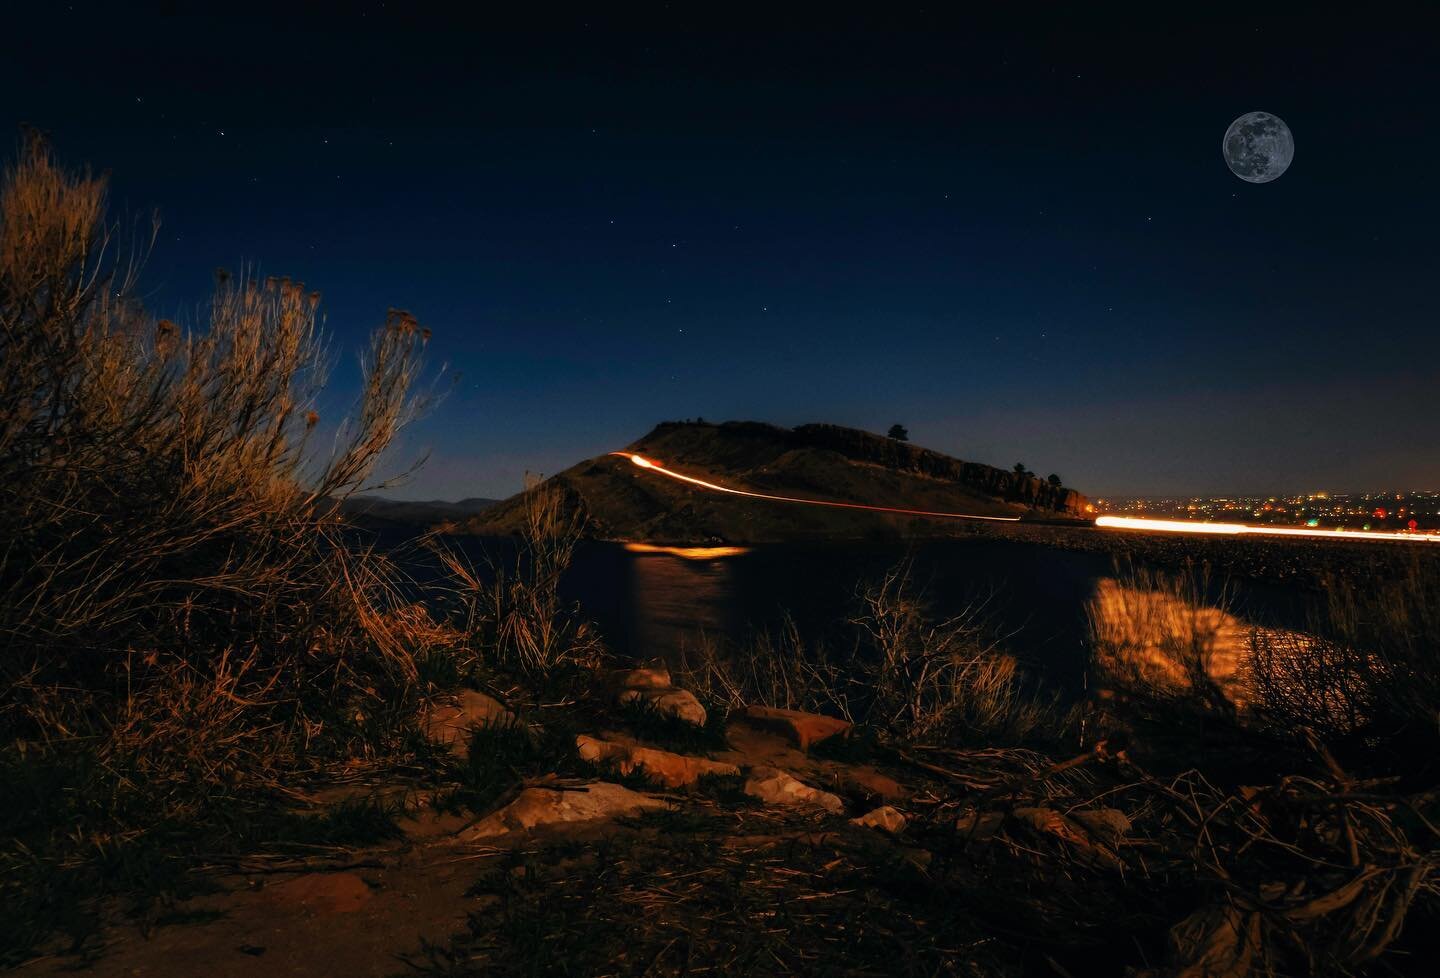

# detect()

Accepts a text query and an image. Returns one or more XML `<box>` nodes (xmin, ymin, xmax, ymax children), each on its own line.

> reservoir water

<box><xmin>411</xmin><ymin>535</ymin><xmax>1324</xmax><ymax>697</ymax></box>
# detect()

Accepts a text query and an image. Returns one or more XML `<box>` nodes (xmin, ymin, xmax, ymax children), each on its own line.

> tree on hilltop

<box><xmin>887</xmin><ymin>424</ymin><xmax>909</xmax><ymax>441</ymax></box>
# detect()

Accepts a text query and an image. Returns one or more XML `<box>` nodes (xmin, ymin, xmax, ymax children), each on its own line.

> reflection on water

<box><xmin>382</xmin><ymin>530</ymin><xmax>1338</xmax><ymax>714</ymax></box>
<box><xmin>1086</xmin><ymin>577</ymin><xmax>1317</xmax><ymax>710</ymax></box>
<box><xmin>625</xmin><ymin>549</ymin><xmax>739</xmax><ymax>660</ymax></box>
<box><xmin>435</xmin><ymin>537</ymin><xmax>1328</xmax><ymax>698</ymax></box>
<box><xmin>623</xmin><ymin>543</ymin><xmax>752</xmax><ymax>559</ymax></box>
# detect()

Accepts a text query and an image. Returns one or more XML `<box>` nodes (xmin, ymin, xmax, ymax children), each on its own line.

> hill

<box><xmin>460</xmin><ymin>421</ymin><xmax>1091</xmax><ymax>544</ymax></box>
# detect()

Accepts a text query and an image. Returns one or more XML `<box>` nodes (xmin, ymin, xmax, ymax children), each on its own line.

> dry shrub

<box><xmin>1250</xmin><ymin>554</ymin><xmax>1440</xmax><ymax>775</ymax></box>
<box><xmin>0</xmin><ymin>136</ymin><xmax>449</xmax><ymax>956</ymax></box>
<box><xmin>0</xmin><ymin>138</ymin><xmax>435</xmax><ymax>675</ymax></box>
<box><xmin>679</xmin><ymin>560</ymin><xmax>1062</xmax><ymax>746</ymax></box>
<box><xmin>850</xmin><ymin>561</ymin><xmax>1062</xmax><ymax>744</ymax></box>
<box><xmin>1125</xmin><ymin>759</ymin><xmax>1440</xmax><ymax>977</ymax></box>
<box><xmin>676</xmin><ymin>615</ymin><xmax>852</xmax><ymax>719</ymax></box>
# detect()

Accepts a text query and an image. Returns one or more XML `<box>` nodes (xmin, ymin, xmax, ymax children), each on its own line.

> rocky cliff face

<box><xmin>462</xmin><ymin>420</ymin><xmax>1091</xmax><ymax>543</ymax></box>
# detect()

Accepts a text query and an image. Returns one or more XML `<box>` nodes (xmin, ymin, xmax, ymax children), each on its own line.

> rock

<box><xmin>1157</xmin><ymin>904</ymin><xmax>1262</xmax><ymax>978</ymax></box>
<box><xmin>423</xmin><ymin>690</ymin><xmax>518</xmax><ymax>758</ymax></box>
<box><xmin>740</xmin><ymin>706</ymin><xmax>851</xmax><ymax>751</ymax></box>
<box><xmin>575</xmin><ymin>734</ymin><xmax>740</xmax><ymax>788</ymax></box>
<box><xmin>851</xmin><ymin>805</ymin><xmax>907</xmax><ymax>834</ymax></box>
<box><xmin>622</xmin><ymin>745</ymin><xmax>734</xmax><ymax>787</ymax></box>
<box><xmin>261</xmin><ymin>872</ymin><xmax>372</xmax><ymax>914</ymax></box>
<box><xmin>719</xmin><ymin>718</ymin><xmax>812</xmax><ymax>772</ymax></box>
<box><xmin>610</xmin><ymin>665</ymin><xmax>708</xmax><ymax>725</ymax></box>
<box><xmin>1011</xmin><ymin>807</ymin><xmax>1123</xmax><ymax>869</ymax></box>
<box><xmin>1012</xmin><ymin>807</ymin><xmax>1091</xmax><ymax>846</ymax></box>
<box><xmin>899</xmin><ymin>846</ymin><xmax>934</xmax><ymax>872</ymax></box>
<box><xmin>463</xmin><ymin>783</ymin><xmax>669</xmax><ymax>839</ymax></box>
<box><xmin>838</xmin><ymin>767</ymin><xmax>907</xmax><ymax>802</ymax></box>
<box><xmin>613</xmin><ymin>665</ymin><xmax>674</xmax><ymax>690</ymax></box>
<box><xmin>743</xmin><ymin>766</ymin><xmax>845</xmax><ymax>813</ymax></box>
<box><xmin>1071</xmin><ymin>808</ymin><xmax>1131</xmax><ymax>844</ymax></box>
<box><xmin>618</xmin><ymin>686</ymin><xmax>708</xmax><ymax>727</ymax></box>
<box><xmin>954</xmin><ymin>811</ymin><xmax>1006</xmax><ymax>840</ymax></box>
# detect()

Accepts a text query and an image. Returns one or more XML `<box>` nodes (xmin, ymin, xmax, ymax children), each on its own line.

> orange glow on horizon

<box><xmin>1096</xmin><ymin>514</ymin><xmax>1440</xmax><ymax>544</ymax></box>
<box><xmin>615</xmin><ymin>452</ymin><xmax>1021</xmax><ymax>522</ymax></box>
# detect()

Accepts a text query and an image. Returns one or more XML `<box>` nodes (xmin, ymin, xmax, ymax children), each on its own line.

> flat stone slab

<box><xmin>740</xmin><ymin>706</ymin><xmax>851</xmax><ymax>751</ymax></box>
<box><xmin>576</xmin><ymin>734</ymin><xmax>740</xmax><ymax>788</ymax></box>
<box><xmin>463</xmin><ymin>783</ymin><xmax>669</xmax><ymax>840</ymax></box>
<box><xmin>743</xmin><ymin>766</ymin><xmax>845</xmax><ymax>813</ymax></box>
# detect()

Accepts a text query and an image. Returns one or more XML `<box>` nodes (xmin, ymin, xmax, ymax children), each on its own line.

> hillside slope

<box><xmin>460</xmin><ymin>421</ymin><xmax>1090</xmax><ymax>544</ymax></box>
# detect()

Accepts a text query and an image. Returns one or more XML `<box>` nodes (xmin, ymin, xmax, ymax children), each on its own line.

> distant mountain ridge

<box><xmin>460</xmin><ymin>420</ymin><xmax>1090</xmax><ymax>544</ymax></box>
<box><xmin>338</xmin><ymin>495</ymin><xmax>498</xmax><ymax>528</ymax></box>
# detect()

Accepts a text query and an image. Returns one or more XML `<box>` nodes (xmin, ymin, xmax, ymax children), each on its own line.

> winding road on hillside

<box><xmin>618</xmin><ymin>452</ymin><xmax>1440</xmax><ymax>545</ymax></box>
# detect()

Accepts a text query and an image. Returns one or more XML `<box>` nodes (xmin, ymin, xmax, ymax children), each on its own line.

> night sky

<box><xmin>6</xmin><ymin>7</ymin><xmax>1437</xmax><ymax>500</ymax></box>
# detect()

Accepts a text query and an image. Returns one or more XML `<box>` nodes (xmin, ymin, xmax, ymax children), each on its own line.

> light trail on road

<box><xmin>613</xmin><ymin>452</ymin><xmax>1439</xmax><ymax>542</ymax></box>
<box><xmin>1095</xmin><ymin>515</ymin><xmax>1440</xmax><ymax>544</ymax></box>
<box><xmin>613</xmin><ymin>452</ymin><xmax>1022</xmax><ymax>522</ymax></box>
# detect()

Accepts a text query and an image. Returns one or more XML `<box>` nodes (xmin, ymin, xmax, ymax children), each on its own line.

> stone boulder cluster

<box><xmin>416</xmin><ymin>666</ymin><xmax>1136</xmax><ymax>869</ymax></box>
<box><xmin>428</xmin><ymin>664</ymin><xmax>910</xmax><ymax>841</ymax></box>
<box><xmin>610</xmin><ymin>665</ymin><xmax>709</xmax><ymax>727</ymax></box>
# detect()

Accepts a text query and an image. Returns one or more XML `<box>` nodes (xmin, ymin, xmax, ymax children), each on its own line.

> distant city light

<box><xmin>1097</xmin><ymin>490</ymin><xmax>1440</xmax><ymax>538</ymax></box>
<box><xmin>1095</xmin><ymin>515</ymin><xmax>1440</xmax><ymax>543</ymax></box>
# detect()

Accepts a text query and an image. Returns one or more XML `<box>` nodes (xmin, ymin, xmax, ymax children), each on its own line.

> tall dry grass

<box><xmin>0</xmin><ymin>136</ymin><xmax>450</xmax><ymax>959</ymax></box>
<box><xmin>1250</xmin><ymin>554</ymin><xmax>1440</xmax><ymax>776</ymax></box>
<box><xmin>679</xmin><ymin>560</ymin><xmax>1064</xmax><ymax>746</ymax></box>
<box><xmin>850</xmin><ymin>562</ymin><xmax>1062</xmax><ymax>744</ymax></box>
<box><xmin>432</xmin><ymin>474</ymin><xmax>602</xmax><ymax>679</ymax></box>
<box><xmin>677</xmin><ymin>614</ymin><xmax>853</xmax><ymax>719</ymax></box>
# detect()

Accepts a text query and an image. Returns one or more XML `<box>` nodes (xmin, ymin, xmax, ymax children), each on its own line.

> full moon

<box><xmin>1223</xmin><ymin>111</ymin><xmax>1294</xmax><ymax>183</ymax></box>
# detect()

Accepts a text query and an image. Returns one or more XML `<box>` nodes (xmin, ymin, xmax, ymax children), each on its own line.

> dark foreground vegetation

<box><xmin>0</xmin><ymin>136</ymin><xmax>452</xmax><ymax>961</ymax></box>
<box><xmin>3</xmin><ymin>142</ymin><xmax>1438</xmax><ymax>977</ymax></box>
